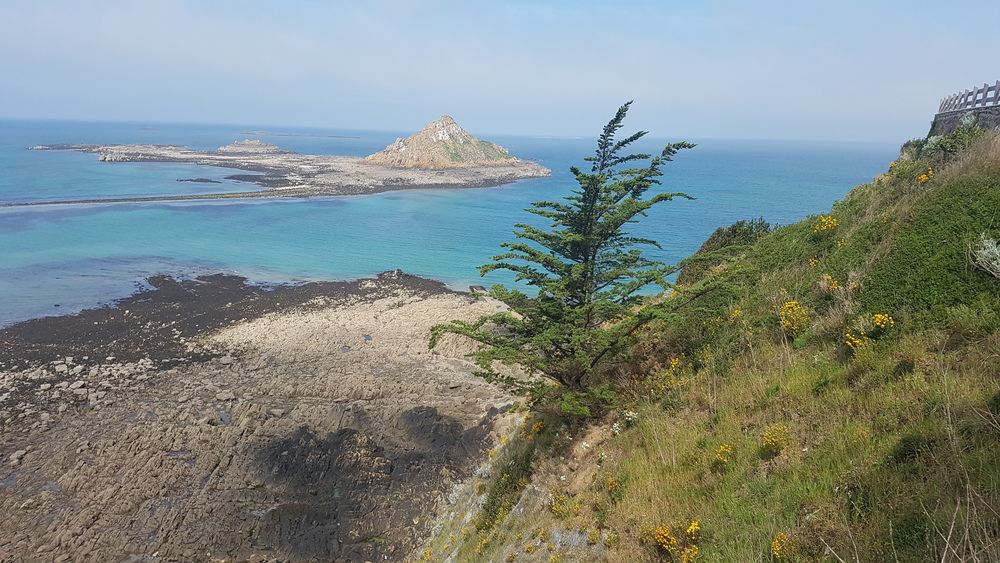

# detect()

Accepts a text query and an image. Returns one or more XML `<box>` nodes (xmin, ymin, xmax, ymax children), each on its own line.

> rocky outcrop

<box><xmin>20</xmin><ymin>137</ymin><xmax>551</xmax><ymax>206</ymax></box>
<box><xmin>215</xmin><ymin>139</ymin><xmax>291</xmax><ymax>155</ymax></box>
<box><xmin>364</xmin><ymin>115</ymin><xmax>521</xmax><ymax>169</ymax></box>
<box><xmin>930</xmin><ymin>106</ymin><xmax>1000</xmax><ymax>136</ymax></box>
<box><xmin>95</xmin><ymin>144</ymin><xmax>184</xmax><ymax>162</ymax></box>
<box><xmin>0</xmin><ymin>273</ymin><xmax>516</xmax><ymax>562</ymax></box>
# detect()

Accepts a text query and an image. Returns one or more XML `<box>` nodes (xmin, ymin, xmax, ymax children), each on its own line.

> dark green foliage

<box><xmin>859</xmin><ymin>170</ymin><xmax>1000</xmax><ymax>317</ymax></box>
<box><xmin>988</xmin><ymin>390</ymin><xmax>1000</xmax><ymax>416</ymax></box>
<box><xmin>677</xmin><ymin>218</ymin><xmax>773</xmax><ymax>285</ymax></box>
<box><xmin>476</xmin><ymin>438</ymin><xmax>536</xmax><ymax>532</ymax></box>
<box><xmin>904</xmin><ymin>122</ymin><xmax>985</xmax><ymax>162</ymax></box>
<box><xmin>430</xmin><ymin>103</ymin><xmax>694</xmax><ymax>393</ymax></box>
<box><xmin>886</xmin><ymin>434</ymin><xmax>930</xmax><ymax>465</ymax></box>
<box><xmin>811</xmin><ymin>374</ymin><xmax>832</xmax><ymax>395</ymax></box>
<box><xmin>843</xmin><ymin>481</ymin><xmax>876</xmax><ymax>521</ymax></box>
<box><xmin>608</xmin><ymin>473</ymin><xmax>629</xmax><ymax>504</ymax></box>
<box><xmin>553</xmin><ymin>384</ymin><xmax>619</xmax><ymax>418</ymax></box>
<box><xmin>922</xmin><ymin>123</ymin><xmax>986</xmax><ymax>160</ymax></box>
<box><xmin>890</xmin><ymin>511</ymin><xmax>930</xmax><ymax>556</ymax></box>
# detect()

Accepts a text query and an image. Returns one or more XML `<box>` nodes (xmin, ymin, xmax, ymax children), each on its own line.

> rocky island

<box><xmin>19</xmin><ymin>116</ymin><xmax>551</xmax><ymax>206</ymax></box>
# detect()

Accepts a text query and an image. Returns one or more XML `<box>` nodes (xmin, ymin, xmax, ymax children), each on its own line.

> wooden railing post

<box><xmin>937</xmin><ymin>81</ymin><xmax>1000</xmax><ymax>112</ymax></box>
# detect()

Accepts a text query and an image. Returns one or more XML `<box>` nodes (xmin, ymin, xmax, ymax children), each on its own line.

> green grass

<box><xmin>419</xmin><ymin>128</ymin><xmax>1000</xmax><ymax>562</ymax></box>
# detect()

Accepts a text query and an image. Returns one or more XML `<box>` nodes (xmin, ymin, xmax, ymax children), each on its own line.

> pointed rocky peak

<box><xmin>364</xmin><ymin>115</ymin><xmax>517</xmax><ymax>169</ymax></box>
<box><xmin>423</xmin><ymin>115</ymin><xmax>471</xmax><ymax>144</ymax></box>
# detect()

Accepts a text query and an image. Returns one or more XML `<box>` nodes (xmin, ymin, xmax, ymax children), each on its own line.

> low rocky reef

<box><xmin>0</xmin><ymin>272</ymin><xmax>516</xmax><ymax>562</ymax></box>
<box><xmin>20</xmin><ymin>122</ymin><xmax>551</xmax><ymax>206</ymax></box>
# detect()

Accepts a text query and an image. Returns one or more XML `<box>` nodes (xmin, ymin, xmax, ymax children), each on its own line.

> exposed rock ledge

<box><xmin>20</xmin><ymin>136</ymin><xmax>551</xmax><ymax>206</ymax></box>
<box><xmin>0</xmin><ymin>271</ymin><xmax>516</xmax><ymax>562</ymax></box>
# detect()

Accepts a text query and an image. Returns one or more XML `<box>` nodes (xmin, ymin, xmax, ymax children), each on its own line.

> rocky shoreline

<box><xmin>0</xmin><ymin>271</ymin><xmax>515</xmax><ymax>562</ymax></box>
<box><xmin>14</xmin><ymin>140</ymin><xmax>551</xmax><ymax>207</ymax></box>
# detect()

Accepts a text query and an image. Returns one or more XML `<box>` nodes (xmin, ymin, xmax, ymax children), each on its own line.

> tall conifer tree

<box><xmin>431</xmin><ymin>102</ymin><xmax>694</xmax><ymax>395</ymax></box>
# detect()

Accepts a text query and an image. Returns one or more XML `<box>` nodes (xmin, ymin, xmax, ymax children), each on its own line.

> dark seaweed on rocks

<box><xmin>0</xmin><ymin>270</ymin><xmax>454</xmax><ymax>368</ymax></box>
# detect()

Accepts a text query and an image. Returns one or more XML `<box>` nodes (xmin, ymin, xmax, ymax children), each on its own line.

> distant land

<box><xmin>14</xmin><ymin>117</ymin><xmax>550</xmax><ymax>206</ymax></box>
<box><xmin>237</xmin><ymin>130</ymin><xmax>361</xmax><ymax>139</ymax></box>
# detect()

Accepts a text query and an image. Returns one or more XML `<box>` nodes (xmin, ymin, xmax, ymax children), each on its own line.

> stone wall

<box><xmin>930</xmin><ymin>106</ymin><xmax>1000</xmax><ymax>136</ymax></box>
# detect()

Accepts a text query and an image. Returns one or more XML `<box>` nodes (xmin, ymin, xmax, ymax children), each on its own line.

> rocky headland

<box><xmin>0</xmin><ymin>272</ymin><xmax>516</xmax><ymax>562</ymax></box>
<box><xmin>18</xmin><ymin>117</ymin><xmax>551</xmax><ymax>206</ymax></box>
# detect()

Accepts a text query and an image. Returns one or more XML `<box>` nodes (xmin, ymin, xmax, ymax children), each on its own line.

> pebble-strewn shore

<box><xmin>0</xmin><ymin>272</ymin><xmax>516</xmax><ymax>562</ymax></box>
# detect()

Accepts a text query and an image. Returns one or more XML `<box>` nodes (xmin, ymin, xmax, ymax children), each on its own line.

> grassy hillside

<box><xmin>417</xmin><ymin>127</ymin><xmax>1000</xmax><ymax>562</ymax></box>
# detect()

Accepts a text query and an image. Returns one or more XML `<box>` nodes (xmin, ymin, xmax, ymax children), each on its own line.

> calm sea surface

<box><xmin>0</xmin><ymin>119</ymin><xmax>899</xmax><ymax>326</ymax></box>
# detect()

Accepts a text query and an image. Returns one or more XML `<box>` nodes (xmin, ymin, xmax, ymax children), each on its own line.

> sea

<box><xmin>0</xmin><ymin>119</ymin><xmax>900</xmax><ymax>327</ymax></box>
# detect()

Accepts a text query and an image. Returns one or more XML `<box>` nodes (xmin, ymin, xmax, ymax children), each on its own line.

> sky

<box><xmin>1</xmin><ymin>0</ymin><xmax>997</xmax><ymax>142</ymax></box>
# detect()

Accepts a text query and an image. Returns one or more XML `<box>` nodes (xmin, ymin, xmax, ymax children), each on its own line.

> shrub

<box><xmin>650</xmin><ymin>519</ymin><xmax>701</xmax><ymax>562</ymax></box>
<box><xmin>886</xmin><ymin>434</ymin><xmax>930</xmax><ymax>464</ymax></box>
<box><xmin>777</xmin><ymin>301</ymin><xmax>809</xmax><ymax>337</ymax></box>
<box><xmin>970</xmin><ymin>234</ymin><xmax>1000</xmax><ymax>278</ymax></box>
<box><xmin>771</xmin><ymin>532</ymin><xmax>797</xmax><ymax>559</ymax></box>
<box><xmin>920</xmin><ymin>122</ymin><xmax>985</xmax><ymax>160</ymax></box>
<box><xmin>987</xmin><ymin>390</ymin><xmax>1000</xmax><ymax>416</ymax></box>
<box><xmin>761</xmin><ymin>425</ymin><xmax>789</xmax><ymax>457</ymax></box>
<box><xmin>678</xmin><ymin>217</ymin><xmax>773</xmax><ymax>284</ymax></box>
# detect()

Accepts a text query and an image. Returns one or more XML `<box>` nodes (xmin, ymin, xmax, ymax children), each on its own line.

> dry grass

<box><xmin>416</xmin><ymin>125</ymin><xmax>1000</xmax><ymax>563</ymax></box>
<box><xmin>934</xmin><ymin>129</ymin><xmax>1000</xmax><ymax>184</ymax></box>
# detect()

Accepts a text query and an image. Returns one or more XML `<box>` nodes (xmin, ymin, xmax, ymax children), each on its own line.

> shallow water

<box><xmin>0</xmin><ymin>119</ymin><xmax>899</xmax><ymax>326</ymax></box>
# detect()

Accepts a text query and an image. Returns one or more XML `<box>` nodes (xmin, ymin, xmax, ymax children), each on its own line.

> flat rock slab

<box><xmin>0</xmin><ymin>272</ymin><xmax>515</xmax><ymax>562</ymax></box>
<box><xmin>14</xmin><ymin>143</ymin><xmax>551</xmax><ymax>206</ymax></box>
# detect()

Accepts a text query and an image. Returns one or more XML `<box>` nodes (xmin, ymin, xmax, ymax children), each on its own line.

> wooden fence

<box><xmin>939</xmin><ymin>81</ymin><xmax>1000</xmax><ymax>113</ymax></box>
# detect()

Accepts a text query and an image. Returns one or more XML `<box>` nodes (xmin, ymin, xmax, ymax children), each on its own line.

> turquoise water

<box><xmin>0</xmin><ymin>119</ymin><xmax>899</xmax><ymax>326</ymax></box>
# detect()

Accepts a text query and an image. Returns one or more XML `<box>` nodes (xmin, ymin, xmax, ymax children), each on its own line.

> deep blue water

<box><xmin>0</xmin><ymin>119</ymin><xmax>899</xmax><ymax>326</ymax></box>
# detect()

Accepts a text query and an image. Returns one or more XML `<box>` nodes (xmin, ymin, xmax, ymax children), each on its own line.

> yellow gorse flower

<box><xmin>813</xmin><ymin>214</ymin><xmax>838</xmax><ymax>233</ymax></box>
<box><xmin>917</xmin><ymin>166</ymin><xmax>934</xmax><ymax>184</ymax></box>
<box><xmin>762</xmin><ymin>425</ymin><xmax>789</xmax><ymax>454</ymax></box>
<box><xmin>777</xmin><ymin>301</ymin><xmax>809</xmax><ymax>336</ymax></box>
<box><xmin>606</xmin><ymin>476</ymin><xmax>622</xmax><ymax>494</ymax></box>
<box><xmin>872</xmin><ymin>313</ymin><xmax>895</xmax><ymax>329</ymax></box>
<box><xmin>771</xmin><ymin>532</ymin><xmax>796</xmax><ymax>559</ymax></box>
<box><xmin>845</xmin><ymin>331</ymin><xmax>867</xmax><ymax>349</ymax></box>
<box><xmin>686</xmin><ymin>518</ymin><xmax>700</xmax><ymax>540</ymax></box>
<box><xmin>652</xmin><ymin>519</ymin><xmax>701</xmax><ymax>560</ymax></box>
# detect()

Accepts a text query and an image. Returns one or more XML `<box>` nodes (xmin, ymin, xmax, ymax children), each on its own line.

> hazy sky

<box><xmin>2</xmin><ymin>0</ymin><xmax>997</xmax><ymax>142</ymax></box>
